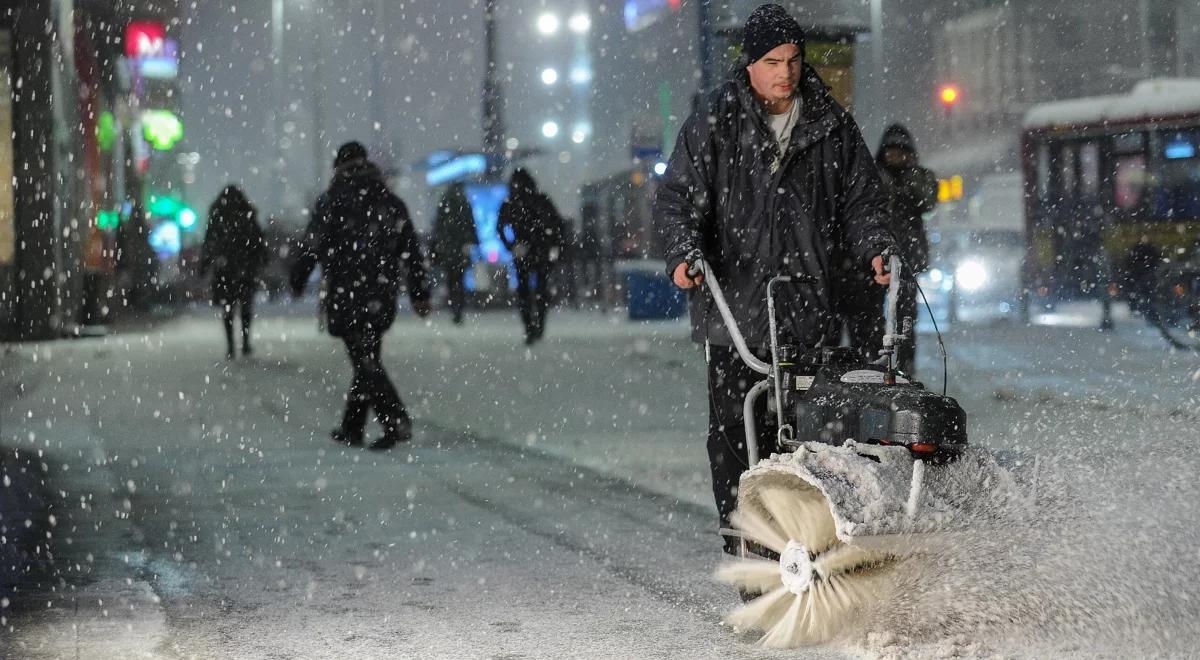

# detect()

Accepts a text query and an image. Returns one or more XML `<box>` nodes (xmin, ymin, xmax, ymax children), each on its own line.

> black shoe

<box><xmin>242</xmin><ymin>345</ymin><xmax>254</xmax><ymax>357</ymax></box>
<box><xmin>368</xmin><ymin>420</ymin><xmax>412</xmax><ymax>450</ymax></box>
<box><xmin>226</xmin><ymin>348</ymin><xmax>236</xmax><ymax>360</ymax></box>
<box><xmin>452</xmin><ymin>311</ymin><xmax>464</xmax><ymax>325</ymax></box>
<box><xmin>330</xmin><ymin>428</ymin><xmax>363</xmax><ymax>447</ymax></box>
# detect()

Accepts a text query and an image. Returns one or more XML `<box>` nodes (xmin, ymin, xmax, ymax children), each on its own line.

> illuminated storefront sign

<box><xmin>141</xmin><ymin>109</ymin><xmax>183</xmax><ymax>150</ymax></box>
<box><xmin>125</xmin><ymin>21</ymin><xmax>166</xmax><ymax>58</ymax></box>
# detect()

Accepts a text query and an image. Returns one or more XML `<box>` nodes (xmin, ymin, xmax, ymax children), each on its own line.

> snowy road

<box><xmin>2</xmin><ymin>305</ymin><xmax>1200</xmax><ymax>658</ymax></box>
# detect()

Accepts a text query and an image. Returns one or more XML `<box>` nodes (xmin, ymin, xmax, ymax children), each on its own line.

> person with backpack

<box><xmin>289</xmin><ymin>141</ymin><xmax>431</xmax><ymax>450</ymax></box>
<box><xmin>497</xmin><ymin>168</ymin><xmax>563</xmax><ymax>345</ymax></box>
<box><xmin>200</xmin><ymin>185</ymin><xmax>268</xmax><ymax>359</ymax></box>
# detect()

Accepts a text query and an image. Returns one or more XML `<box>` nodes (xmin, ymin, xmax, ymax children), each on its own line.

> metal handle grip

<box><xmin>693</xmin><ymin>258</ymin><xmax>770</xmax><ymax>375</ymax></box>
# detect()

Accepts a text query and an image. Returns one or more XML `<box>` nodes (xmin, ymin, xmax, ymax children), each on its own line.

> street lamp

<box><xmin>537</xmin><ymin>13</ymin><xmax>559</xmax><ymax>35</ymax></box>
<box><xmin>568</xmin><ymin>13</ymin><xmax>590</xmax><ymax>34</ymax></box>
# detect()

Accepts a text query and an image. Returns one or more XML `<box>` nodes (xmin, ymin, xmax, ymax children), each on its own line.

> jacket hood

<box><xmin>332</xmin><ymin>158</ymin><xmax>384</xmax><ymax>187</ymax></box>
<box><xmin>877</xmin><ymin>123</ymin><xmax>917</xmax><ymax>158</ymax></box>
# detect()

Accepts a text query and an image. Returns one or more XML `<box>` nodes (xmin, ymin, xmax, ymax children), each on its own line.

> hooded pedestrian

<box><xmin>868</xmin><ymin>121</ymin><xmax>940</xmax><ymax>374</ymax></box>
<box><xmin>290</xmin><ymin>141</ymin><xmax>431</xmax><ymax>450</ymax></box>
<box><xmin>200</xmin><ymin>185</ymin><xmax>268</xmax><ymax>359</ymax></box>
<box><xmin>432</xmin><ymin>182</ymin><xmax>479</xmax><ymax>325</ymax></box>
<box><xmin>654</xmin><ymin>3</ymin><xmax>896</xmax><ymax>556</ymax></box>
<box><xmin>497</xmin><ymin>168</ymin><xmax>563</xmax><ymax>344</ymax></box>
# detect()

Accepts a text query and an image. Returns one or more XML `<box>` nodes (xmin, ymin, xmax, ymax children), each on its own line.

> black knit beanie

<box><xmin>743</xmin><ymin>4</ymin><xmax>805</xmax><ymax>64</ymax></box>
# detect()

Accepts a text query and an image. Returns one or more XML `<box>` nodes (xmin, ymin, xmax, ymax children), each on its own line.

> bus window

<box><xmin>1112</xmin><ymin>132</ymin><xmax>1148</xmax><ymax>216</ymax></box>
<box><xmin>1115</xmin><ymin>155</ymin><xmax>1148</xmax><ymax>212</ymax></box>
<box><xmin>1057</xmin><ymin>144</ymin><xmax>1078</xmax><ymax>201</ymax></box>
<box><xmin>1036</xmin><ymin>142</ymin><xmax>1051</xmax><ymax>201</ymax></box>
<box><xmin>1152</xmin><ymin>130</ymin><xmax>1200</xmax><ymax>219</ymax></box>
<box><xmin>1080</xmin><ymin>142</ymin><xmax>1101</xmax><ymax>201</ymax></box>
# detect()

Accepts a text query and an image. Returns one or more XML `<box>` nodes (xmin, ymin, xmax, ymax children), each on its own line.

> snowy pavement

<box><xmin>2</xmin><ymin>303</ymin><xmax>1199</xmax><ymax>658</ymax></box>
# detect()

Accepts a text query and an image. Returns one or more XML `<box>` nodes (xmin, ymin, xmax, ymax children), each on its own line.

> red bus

<box><xmin>1021</xmin><ymin>79</ymin><xmax>1200</xmax><ymax>320</ymax></box>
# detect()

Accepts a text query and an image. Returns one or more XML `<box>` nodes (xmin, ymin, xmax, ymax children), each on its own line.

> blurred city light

<box><xmin>537</xmin><ymin>13</ymin><xmax>559</xmax><ymax>35</ymax></box>
<box><xmin>568</xmin><ymin>13</ymin><xmax>590</xmax><ymax>33</ymax></box>
<box><xmin>653</xmin><ymin>161</ymin><xmax>668</xmax><ymax>176</ymax></box>
<box><xmin>178</xmin><ymin>207</ymin><xmax>198</xmax><ymax>230</ymax></box>
<box><xmin>569</xmin><ymin>66</ymin><xmax>592</xmax><ymax>85</ymax></box>
<box><xmin>542</xmin><ymin>121</ymin><xmax>560</xmax><ymax>138</ymax></box>
<box><xmin>541</xmin><ymin>67</ymin><xmax>559</xmax><ymax>85</ymax></box>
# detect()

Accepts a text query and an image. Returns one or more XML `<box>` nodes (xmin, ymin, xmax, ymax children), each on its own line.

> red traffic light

<box><xmin>939</xmin><ymin>84</ymin><xmax>961</xmax><ymax>107</ymax></box>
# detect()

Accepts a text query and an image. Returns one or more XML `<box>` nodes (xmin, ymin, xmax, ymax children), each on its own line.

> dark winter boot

<box><xmin>369</xmin><ymin>417</ymin><xmax>412</xmax><ymax>451</ymax></box>
<box><xmin>330</xmin><ymin>427</ymin><xmax>363</xmax><ymax>447</ymax></box>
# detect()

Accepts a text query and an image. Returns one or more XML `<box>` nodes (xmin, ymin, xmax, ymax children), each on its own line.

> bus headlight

<box><xmin>955</xmin><ymin>259</ymin><xmax>989</xmax><ymax>292</ymax></box>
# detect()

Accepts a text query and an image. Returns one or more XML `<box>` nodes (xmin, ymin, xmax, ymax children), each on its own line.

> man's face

<box><xmin>746</xmin><ymin>43</ymin><xmax>802</xmax><ymax>108</ymax></box>
<box><xmin>882</xmin><ymin>147</ymin><xmax>911</xmax><ymax>169</ymax></box>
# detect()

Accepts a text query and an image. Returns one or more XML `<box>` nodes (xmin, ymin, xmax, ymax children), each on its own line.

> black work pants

<box><xmin>514</xmin><ymin>259</ymin><xmax>548</xmax><ymax>341</ymax></box>
<box><xmin>445</xmin><ymin>265</ymin><xmax>467</xmax><ymax>321</ymax></box>
<box><xmin>218</xmin><ymin>283</ymin><xmax>254</xmax><ymax>356</ymax></box>
<box><xmin>707</xmin><ymin>344</ymin><xmax>777</xmax><ymax>554</ymax></box>
<box><xmin>340</xmin><ymin>331</ymin><xmax>407</xmax><ymax>439</ymax></box>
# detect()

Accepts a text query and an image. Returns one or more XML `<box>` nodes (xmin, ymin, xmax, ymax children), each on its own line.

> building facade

<box><xmin>0</xmin><ymin>0</ymin><xmax>182</xmax><ymax>340</ymax></box>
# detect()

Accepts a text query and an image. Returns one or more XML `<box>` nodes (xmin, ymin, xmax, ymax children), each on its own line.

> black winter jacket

<box><xmin>498</xmin><ymin>190</ymin><xmax>563</xmax><ymax>265</ymax></box>
<box><xmin>876</xmin><ymin>124</ymin><xmax>937</xmax><ymax>274</ymax></box>
<box><xmin>290</xmin><ymin>159</ymin><xmax>429</xmax><ymax>337</ymax></box>
<box><xmin>654</xmin><ymin>64</ymin><xmax>895</xmax><ymax>349</ymax></box>
<box><xmin>432</xmin><ymin>185</ymin><xmax>478</xmax><ymax>272</ymax></box>
<box><xmin>201</xmin><ymin>192</ymin><xmax>267</xmax><ymax>305</ymax></box>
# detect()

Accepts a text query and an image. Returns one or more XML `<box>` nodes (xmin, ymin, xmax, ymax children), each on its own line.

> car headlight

<box><xmin>955</xmin><ymin>259</ymin><xmax>989</xmax><ymax>292</ymax></box>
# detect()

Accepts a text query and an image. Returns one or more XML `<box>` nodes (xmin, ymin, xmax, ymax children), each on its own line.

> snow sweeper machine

<box><xmin>689</xmin><ymin>255</ymin><xmax>1016</xmax><ymax>647</ymax></box>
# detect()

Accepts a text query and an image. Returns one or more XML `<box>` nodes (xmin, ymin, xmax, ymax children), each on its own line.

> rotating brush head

<box><xmin>715</xmin><ymin>481</ymin><xmax>893</xmax><ymax>647</ymax></box>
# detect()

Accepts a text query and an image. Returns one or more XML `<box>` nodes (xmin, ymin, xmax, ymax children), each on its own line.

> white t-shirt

<box><xmin>768</xmin><ymin>97</ymin><xmax>801</xmax><ymax>155</ymax></box>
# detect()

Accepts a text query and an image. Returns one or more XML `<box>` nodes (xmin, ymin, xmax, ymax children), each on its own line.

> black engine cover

<box><xmin>782</xmin><ymin>347</ymin><xmax>967</xmax><ymax>459</ymax></box>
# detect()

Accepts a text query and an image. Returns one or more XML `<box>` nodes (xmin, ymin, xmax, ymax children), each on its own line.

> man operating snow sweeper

<box><xmin>654</xmin><ymin>3</ymin><xmax>896</xmax><ymax>559</ymax></box>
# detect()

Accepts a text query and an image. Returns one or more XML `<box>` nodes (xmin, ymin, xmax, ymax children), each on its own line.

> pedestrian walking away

<box><xmin>497</xmin><ymin>168</ymin><xmax>563</xmax><ymax>345</ymax></box>
<box><xmin>290</xmin><ymin>141</ymin><xmax>432</xmax><ymax>450</ymax></box>
<box><xmin>432</xmin><ymin>182</ymin><xmax>479</xmax><ymax>325</ymax></box>
<box><xmin>200</xmin><ymin>184</ymin><xmax>268</xmax><ymax>360</ymax></box>
<box><xmin>653</xmin><ymin>3</ymin><xmax>897</xmax><ymax>556</ymax></box>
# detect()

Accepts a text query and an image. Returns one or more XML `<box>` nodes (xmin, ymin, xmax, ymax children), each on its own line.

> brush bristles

<box><xmin>723</xmin><ymin>586</ymin><xmax>793</xmax><ymax>632</ymax></box>
<box><xmin>714</xmin><ymin>556</ymin><xmax>781</xmax><ymax>593</ymax></box>
<box><xmin>729</xmin><ymin>507</ymin><xmax>788</xmax><ymax>554</ymax></box>
<box><xmin>720</xmin><ymin>479</ymin><xmax>896</xmax><ymax>647</ymax></box>
<box><xmin>756</xmin><ymin>484</ymin><xmax>839</xmax><ymax>554</ymax></box>
<box><xmin>813</xmin><ymin>543</ymin><xmax>885</xmax><ymax>579</ymax></box>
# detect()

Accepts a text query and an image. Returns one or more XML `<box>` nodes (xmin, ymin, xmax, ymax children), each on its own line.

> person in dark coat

<box><xmin>653</xmin><ymin>3</ymin><xmax>896</xmax><ymax>556</ymax></box>
<box><xmin>497</xmin><ymin>168</ymin><xmax>563</xmax><ymax>344</ymax></box>
<box><xmin>432</xmin><ymin>182</ymin><xmax>478</xmax><ymax>325</ymax></box>
<box><xmin>200</xmin><ymin>185</ymin><xmax>267</xmax><ymax>359</ymax></box>
<box><xmin>840</xmin><ymin>123</ymin><xmax>937</xmax><ymax>373</ymax></box>
<box><xmin>290</xmin><ymin>141</ymin><xmax>431</xmax><ymax>450</ymax></box>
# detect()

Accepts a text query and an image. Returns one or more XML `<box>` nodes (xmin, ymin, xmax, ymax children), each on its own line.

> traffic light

<box><xmin>938</xmin><ymin>84</ymin><xmax>961</xmax><ymax>119</ymax></box>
